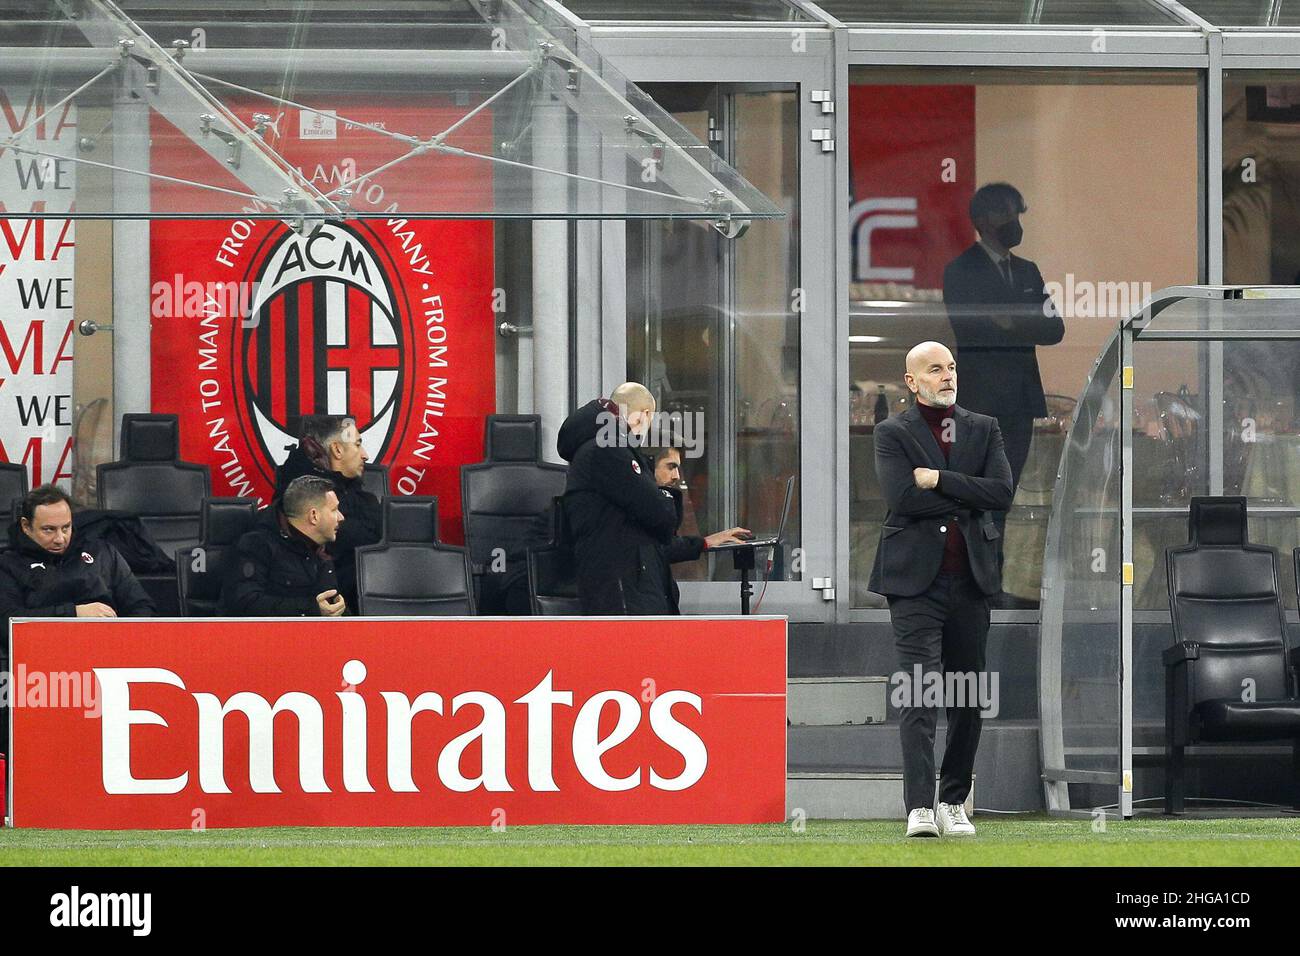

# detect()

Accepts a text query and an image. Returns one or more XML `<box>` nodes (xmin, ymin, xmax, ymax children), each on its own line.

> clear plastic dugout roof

<box><xmin>0</xmin><ymin>0</ymin><xmax>784</xmax><ymax>224</ymax></box>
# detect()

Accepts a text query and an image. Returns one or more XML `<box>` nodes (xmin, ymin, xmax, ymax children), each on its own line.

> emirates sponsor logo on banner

<box><xmin>9</xmin><ymin>618</ymin><xmax>788</xmax><ymax>829</ymax></box>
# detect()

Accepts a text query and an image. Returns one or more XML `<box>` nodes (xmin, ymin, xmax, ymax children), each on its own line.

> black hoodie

<box><xmin>272</xmin><ymin>445</ymin><xmax>381</xmax><ymax>610</ymax></box>
<box><xmin>0</xmin><ymin>520</ymin><xmax>155</xmax><ymax>632</ymax></box>
<box><xmin>557</xmin><ymin>398</ymin><xmax>681</xmax><ymax>614</ymax></box>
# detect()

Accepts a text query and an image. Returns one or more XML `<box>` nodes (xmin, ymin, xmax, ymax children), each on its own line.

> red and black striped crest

<box><xmin>236</xmin><ymin>222</ymin><xmax>406</xmax><ymax>468</ymax></box>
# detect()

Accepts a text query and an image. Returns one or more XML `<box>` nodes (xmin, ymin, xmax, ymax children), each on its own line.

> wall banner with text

<box><xmin>8</xmin><ymin>616</ymin><xmax>788</xmax><ymax>829</ymax></box>
<box><xmin>149</xmin><ymin>97</ymin><xmax>497</xmax><ymax>541</ymax></box>
<box><xmin>0</xmin><ymin>84</ymin><xmax>76</xmax><ymax>489</ymax></box>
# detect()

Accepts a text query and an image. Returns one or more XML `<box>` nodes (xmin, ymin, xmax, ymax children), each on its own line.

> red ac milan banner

<box><xmin>848</xmin><ymin>85</ymin><xmax>974</xmax><ymax>292</ymax></box>
<box><xmin>148</xmin><ymin>97</ymin><xmax>497</xmax><ymax>541</ymax></box>
<box><xmin>7</xmin><ymin>617</ymin><xmax>787</xmax><ymax>829</ymax></box>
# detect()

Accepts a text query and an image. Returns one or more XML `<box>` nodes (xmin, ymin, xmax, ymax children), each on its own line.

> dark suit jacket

<box><xmin>867</xmin><ymin>404</ymin><xmax>1014</xmax><ymax>598</ymax></box>
<box><xmin>942</xmin><ymin>243</ymin><xmax>1064</xmax><ymax>420</ymax></box>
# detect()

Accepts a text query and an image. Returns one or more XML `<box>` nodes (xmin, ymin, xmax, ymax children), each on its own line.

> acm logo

<box><xmin>233</xmin><ymin>221</ymin><xmax>412</xmax><ymax>484</ymax></box>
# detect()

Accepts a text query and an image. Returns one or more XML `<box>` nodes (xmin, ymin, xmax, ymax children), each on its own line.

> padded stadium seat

<box><xmin>383</xmin><ymin>495</ymin><xmax>438</xmax><ymax>543</ymax></box>
<box><xmin>527</xmin><ymin>543</ymin><xmax>581</xmax><ymax>616</ymax></box>
<box><xmin>0</xmin><ymin>462</ymin><xmax>27</xmax><ymax>520</ymax></box>
<box><xmin>97</xmin><ymin>414</ymin><xmax>210</xmax><ymax>558</ymax></box>
<box><xmin>361</xmin><ymin>463</ymin><xmax>389</xmax><ymax>500</ymax></box>
<box><xmin>177</xmin><ymin>497</ymin><xmax>258</xmax><ymax>616</ymax></box>
<box><xmin>1164</xmin><ymin>496</ymin><xmax>1300</xmax><ymax>813</ymax></box>
<box><xmin>98</xmin><ymin>415</ymin><xmax>210</xmax><ymax>616</ymax></box>
<box><xmin>356</xmin><ymin>497</ymin><xmax>472</xmax><ymax>615</ymax></box>
<box><xmin>460</xmin><ymin>415</ymin><xmax>567</xmax><ymax>573</ymax></box>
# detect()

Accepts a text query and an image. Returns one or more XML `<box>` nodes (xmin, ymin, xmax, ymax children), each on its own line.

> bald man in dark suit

<box><xmin>869</xmin><ymin>341</ymin><xmax>1013</xmax><ymax>837</ymax></box>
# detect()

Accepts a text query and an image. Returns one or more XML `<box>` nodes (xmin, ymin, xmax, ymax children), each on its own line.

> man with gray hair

<box><xmin>273</xmin><ymin>414</ymin><xmax>382</xmax><ymax>611</ymax></box>
<box><xmin>222</xmin><ymin>474</ymin><xmax>348</xmax><ymax>617</ymax></box>
<box><xmin>869</xmin><ymin>341</ymin><xmax>1013</xmax><ymax>838</ymax></box>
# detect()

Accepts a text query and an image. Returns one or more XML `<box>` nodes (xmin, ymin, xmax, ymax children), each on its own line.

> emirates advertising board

<box><xmin>148</xmin><ymin>97</ymin><xmax>498</xmax><ymax>542</ymax></box>
<box><xmin>7</xmin><ymin>617</ymin><xmax>787</xmax><ymax>829</ymax></box>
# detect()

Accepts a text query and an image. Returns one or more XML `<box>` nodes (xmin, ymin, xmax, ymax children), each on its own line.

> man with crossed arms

<box><xmin>868</xmin><ymin>341</ymin><xmax>1013</xmax><ymax>837</ymax></box>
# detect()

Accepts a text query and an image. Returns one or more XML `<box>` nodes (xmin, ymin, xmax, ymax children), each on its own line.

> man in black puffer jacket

<box><xmin>272</xmin><ymin>414</ymin><xmax>381</xmax><ymax>611</ymax></box>
<box><xmin>0</xmin><ymin>484</ymin><xmax>155</xmax><ymax>629</ymax></box>
<box><xmin>222</xmin><ymin>475</ymin><xmax>348</xmax><ymax>617</ymax></box>
<box><xmin>558</xmin><ymin>383</ymin><xmax>677</xmax><ymax>614</ymax></box>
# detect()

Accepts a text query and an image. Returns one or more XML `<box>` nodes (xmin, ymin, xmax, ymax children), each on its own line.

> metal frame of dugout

<box><xmin>1039</xmin><ymin>284</ymin><xmax>1300</xmax><ymax>819</ymax></box>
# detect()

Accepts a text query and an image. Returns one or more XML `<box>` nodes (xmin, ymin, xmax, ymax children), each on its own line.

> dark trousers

<box><xmin>888</xmin><ymin>571</ymin><xmax>991</xmax><ymax>812</ymax></box>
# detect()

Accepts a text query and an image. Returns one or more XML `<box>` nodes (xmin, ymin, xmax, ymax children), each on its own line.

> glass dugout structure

<box><xmin>8</xmin><ymin>0</ymin><xmax>1300</xmax><ymax>623</ymax></box>
<box><xmin>1040</xmin><ymin>285</ymin><xmax>1300</xmax><ymax>817</ymax></box>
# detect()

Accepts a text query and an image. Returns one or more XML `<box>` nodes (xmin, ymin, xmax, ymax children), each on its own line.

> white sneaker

<box><xmin>905</xmin><ymin>807</ymin><xmax>939</xmax><ymax>838</ymax></box>
<box><xmin>936</xmin><ymin>801</ymin><xmax>976</xmax><ymax>836</ymax></box>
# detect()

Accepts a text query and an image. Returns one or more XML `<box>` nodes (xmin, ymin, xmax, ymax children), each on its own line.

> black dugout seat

<box><xmin>527</xmin><ymin>543</ymin><xmax>581</xmax><ymax>616</ymax></box>
<box><xmin>461</xmin><ymin>415</ymin><xmax>567</xmax><ymax>611</ymax></box>
<box><xmin>356</xmin><ymin>497</ymin><xmax>473</xmax><ymax>616</ymax></box>
<box><xmin>97</xmin><ymin>414</ymin><xmax>210</xmax><ymax>557</ymax></box>
<box><xmin>361</xmin><ymin>463</ymin><xmax>389</xmax><ymax>500</ymax></box>
<box><xmin>0</xmin><ymin>462</ymin><xmax>27</xmax><ymax>521</ymax></box>
<box><xmin>1164</xmin><ymin>496</ymin><xmax>1300</xmax><ymax>813</ymax></box>
<box><xmin>97</xmin><ymin>415</ymin><xmax>210</xmax><ymax>615</ymax></box>
<box><xmin>176</xmin><ymin>497</ymin><xmax>258</xmax><ymax>616</ymax></box>
<box><xmin>382</xmin><ymin>495</ymin><xmax>438</xmax><ymax>543</ymax></box>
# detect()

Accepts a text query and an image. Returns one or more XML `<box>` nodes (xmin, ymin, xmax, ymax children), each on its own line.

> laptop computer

<box><xmin>706</xmin><ymin>475</ymin><xmax>794</xmax><ymax>552</ymax></box>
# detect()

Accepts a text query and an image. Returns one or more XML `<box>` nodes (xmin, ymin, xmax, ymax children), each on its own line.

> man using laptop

<box><xmin>655</xmin><ymin>442</ymin><xmax>748</xmax><ymax>567</ymax></box>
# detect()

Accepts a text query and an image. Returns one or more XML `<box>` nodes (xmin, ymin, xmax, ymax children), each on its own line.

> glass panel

<box><xmin>0</xmin><ymin>0</ymin><xmax>783</xmax><ymax>220</ymax></box>
<box><xmin>1129</xmin><ymin>338</ymin><xmax>1209</xmax><ymax>611</ymax></box>
<box><xmin>558</xmin><ymin>0</ymin><xmax>810</xmax><ymax>20</ymax></box>
<box><xmin>1221</xmin><ymin>73</ymin><xmax>1300</xmax><ymax>606</ymax></box>
<box><xmin>627</xmin><ymin>84</ymin><xmax>802</xmax><ymax>586</ymax></box>
<box><xmin>847</xmin><ymin>67</ymin><xmax>1200</xmax><ymax>608</ymax></box>
<box><xmin>1226</xmin><ymin>74</ymin><xmax>1300</xmax><ymax>286</ymax></box>
<box><xmin>1043</xmin><ymin>331</ymin><xmax>1121</xmax><ymax>811</ymax></box>
<box><xmin>1180</xmin><ymin>0</ymin><xmax>1300</xmax><ymax>26</ymax></box>
<box><xmin>822</xmin><ymin>0</ymin><xmax>1187</xmax><ymax>25</ymax></box>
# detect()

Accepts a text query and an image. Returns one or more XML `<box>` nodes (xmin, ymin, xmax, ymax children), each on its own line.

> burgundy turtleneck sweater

<box><xmin>917</xmin><ymin>401</ymin><xmax>969</xmax><ymax>574</ymax></box>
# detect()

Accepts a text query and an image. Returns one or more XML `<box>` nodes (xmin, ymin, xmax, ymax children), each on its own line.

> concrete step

<box><xmin>787</xmin><ymin>676</ymin><xmax>886</xmax><ymax>726</ymax></box>
<box><xmin>788</xmin><ymin>622</ymin><xmax>1040</xmax><ymax>721</ymax></box>
<box><xmin>788</xmin><ymin>772</ymin><xmax>976</xmax><ymax>820</ymax></box>
<box><xmin>788</xmin><ymin>719</ymin><xmax>1043</xmax><ymax>812</ymax></box>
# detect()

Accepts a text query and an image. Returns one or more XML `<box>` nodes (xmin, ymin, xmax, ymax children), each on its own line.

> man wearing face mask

<box><xmin>556</xmin><ymin>382</ymin><xmax>681</xmax><ymax>614</ymax></box>
<box><xmin>942</xmin><ymin>183</ymin><xmax>1063</xmax><ymax>574</ymax></box>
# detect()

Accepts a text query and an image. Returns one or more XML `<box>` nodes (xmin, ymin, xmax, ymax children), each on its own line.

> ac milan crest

<box><xmin>235</xmin><ymin>222</ymin><xmax>408</xmax><ymax>472</ymax></box>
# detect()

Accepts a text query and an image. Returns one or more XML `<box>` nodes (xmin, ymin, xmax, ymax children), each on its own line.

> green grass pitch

<box><xmin>2</xmin><ymin>814</ymin><xmax>1299</xmax><ymax>865</ymax></box>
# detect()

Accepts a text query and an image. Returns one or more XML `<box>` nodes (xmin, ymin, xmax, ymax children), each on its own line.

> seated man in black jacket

<box><xmin>0</xmin><ymin>484</ymin><xmax>155</xmax><ymax>625</ymax></box>
<box><xmin>651</xmin><ymin>444</ymin><xmax>751</xmax><ymax>608</ymax></box>
<box><xmin>273</xmin><ymin>414</ymin><xmax>381</xmax><ymax>610</ymax></box>
<box><xmin>221</xmin><ymin>475</ymin><xmax>348</xmax><ymax>617</ymax></box>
